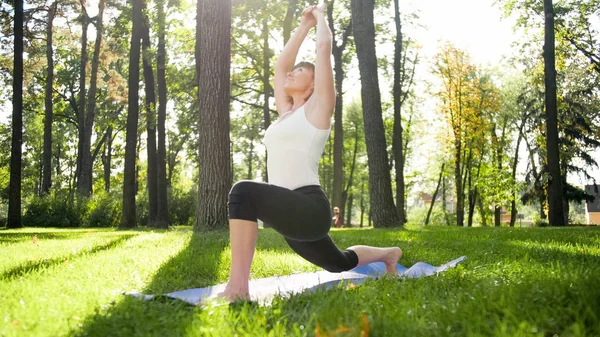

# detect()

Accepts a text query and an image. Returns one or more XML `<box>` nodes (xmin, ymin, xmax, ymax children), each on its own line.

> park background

<box><xmin>1</xmin><ymin>0</ymin><xmax>599</xmax><ymax>229</ymax></box>
<box><xmin>1</xmin><ymin>1</ymin><xmax>600</xmax><ymax>336</ymax></box>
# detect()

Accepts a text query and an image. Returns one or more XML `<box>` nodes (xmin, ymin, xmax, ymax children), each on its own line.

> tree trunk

<box><xmin>80</xmin><ymin>0</ymin><xmax>105</xmax><ymax>196</ymax></box>
<box><xmin>454</xmin><ymin>139</ymin><xmax>464</xmax><ymax>226</ymax></box>
<box><xmin>194</xmin><ymin>0</ymin><xmax>232</xmax><ymax>231</ymax></box>
<box><xmin>477</xmin><ymin>196</ymin><xmax>487</xmax><ymax>226</ymax></box>
<box><xmin>246</xmin><ymin>140</ymin><xmax>254</xmax><ymax>180</ymax></box>
<box><xmin>141</xmin><ymin>13</ymin><xmax>158</xmax><ymax>227</ymax></box>
<box><xmin>262</xmin><ymin>14</ymin><xmax>271</xmax><ymax>183</ymax></box>
<box><xmin>42</xmin><ymin>2</ymin><xmax>57</xmax><ymax>195</ymax></box>
<box><xmin>351</xmin><ymin>0</ymin><xmax>400</xmax><ymax>228</ymax></box>
<box><xmin>101</xmin><ymin>125</ymin><xmax>112</xmax><ymax>192</ymax></box>
<box><xmin>155</xmin><ymin>0</ymin><xmax>169</xmax><ymax>228</ymax></box>
<box><xmin>8</xmin><ymin>0</ymin><xmax>24</xmax><ymax>228</ymax></box>
<box><xmin>467</xmin><ymin>189</ymin><xmax>476</xmax><ymax>227</ymax></box>
<box><xmin>543</xmin><ymin>0</ymin><xmax>565</xmax><ymax>226</ymax></box>
<box><xmin>392</xmin><ymin>0</ymin><xmax>407</xmax><ymax>224</ymax></box>
<box><xmin>341</xmin><ymin>124</ymin><xmax>359</xmax><ymax>225</ymax></box>
<box><xmin>346</xmin><ymin>194</ymin><xmax>353</xmax><ymax>226</ymax></box>
<box><xmin>328</xmin><ymin>2</ymin><xmax>351</xmax><ymax>226</ymax></box>
<box><xmin>425</xmin><ymin>163</ymin><xmax>445</xmax><ymax>225</ymax></box>
<box><xmin>493</xmin><ymin>123</ymin><xmax>503</xmax><ymax>227</ymax></box>
<box><xmin>120</xmin><ymin>0</ymin><xmax>143</xmax><ymax>229</ymax></box>
<box><xmin>282</xmin><ymin>0</ymin><xmax>297</xmax><ymax>45</ymax></box>
<box><xmin>75</xmin><ymin>8</ymin><xmax>88</xmax><ymax>193</ymax></box>
<box><xmin>510</xmin><ymin>120</ymin><xmax>525</xmax><ymax>227</ymax></box>
<box><xmin>359</xmin><ymin>181</ymin><xmax>365</xmax><ymax>227</ymax></box>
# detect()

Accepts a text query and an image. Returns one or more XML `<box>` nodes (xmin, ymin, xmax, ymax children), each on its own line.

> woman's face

<box><xmin>284</xmin><ymin>66</ymin><xmax>314</xmax><ymax>95</ymax></box>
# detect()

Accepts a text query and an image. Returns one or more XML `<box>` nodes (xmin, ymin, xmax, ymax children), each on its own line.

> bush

<box><xmin>136</xmin><ymin>189</ymin><xmax>149</xmax><ymax>227</ymax></box>
<box><xmin>23</xmin><ymin>192</ymin><xmax>84</xmax><ymax>227</ymax></box>
<box><xmin>533</xmin><ymin>218</ymin><xmax>549</xmax><ymax>227</ymax></box>
<box><xmin>84</xmin><ymin>191</ymin><xmax>121</xmax><ymax>227</ymax></box>
<box><xmin>408</xmin><ymin>206</ymin><xmax>455</xmax><ymax>226</ymax></box>
<box><xmin>169</xmin><ymin>186</ymin><xmax>197</xmax><ymax>225</ymax></box>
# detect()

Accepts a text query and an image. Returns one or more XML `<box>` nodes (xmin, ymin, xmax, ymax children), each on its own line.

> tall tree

<box><xmin>79</xmin><ymin>0</ymin><xmax>106</xmax><ymax>196</ymax></box>
<box><xmin>432</xmin><ymin>44</ymin><xmax>480</xmax><ymax>227</ymax></box>
<box><xmin>194</xmin><ymin>0</ymin><xmax>232</xmax><ymax>230</ymax></box>
<box><xmin>328</xmin><ymin>0</ymin><xmax>352</xmax><ymax>224</ymax></box>
<box><xmin>155</xmin><ymin>0</ymin><xmax>169</xmax><ymax>228</ymax></box>
<box><xmin>392</xmin><ymin>0</ymin><xmax>406</xmax><ymax>224</ymax></box>
<box><xmin>75</xmin><ymin>1</ymin><xmax>88</xmax><ymax>194</ymax></box>
<box><xmin>261</xmin><ymin>12</ymin><xmax>271</xmax><ymax>183</ymax></box>
<box><xmin>543</xmin><ymin>0</ymin><xmax>565</xmax><ymax>226</ymax></box>
<box><xmin>8</xmin><ymin>0</ymin><xmax>24</xmax><ymax>228</ymax></box>
<box><xmin>42</xmin><ymin>1</ymin><xmax>58</xmax><ymax>195</ymax></box>
<box><xmin>141</xmin><ymin>3</ymin><xmax>158</xmax><ymax>227</ymax></box>
<box><xmin>101</xmin><ymin>125</ymin><xmax>113</xmax><ymax>192</ymax></box>
<box><xmin>121</xmin><ymin>0</ymin><xmax>143</xmax><ymax>229</ymax></box>
<box><xmin>282</xmin><ymin>0</ymin><xmax>297</xmax><ymax>45</ymax></box>
<box><xmin>351</xmin><ymin>0</ymin><xmax>400</xmax><ymax>228</ymax></box>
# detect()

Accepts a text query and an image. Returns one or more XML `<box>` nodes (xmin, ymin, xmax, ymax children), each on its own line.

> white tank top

<box><xmin>263</xmin><ymin>105</ymin><xmax>331</xmax><ymax>190</ymax></box>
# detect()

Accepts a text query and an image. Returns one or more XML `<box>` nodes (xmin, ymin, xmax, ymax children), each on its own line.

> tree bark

<box><xmin>79</xmin><ymin>0</ymin><xmax>105</xmax><ymax>196</ymax></box>
<box><xmin>75</xmin><ymin>5</ymin><xmax>88</xmax><ymax>193</ymax></box>
<box><xmin>120</xmin><ymin>0</ymin><xmax>143</xmax><ymax>229</ymax></box>
<box><xmin>510</xmin><ymin>128</ymin><xmax>523</xmax><ymax>227</ymax></box>
<box><xmin>282</xmin><ymin>0</ymin><xmax>297</xmax><ymax>45</ymax></box>
<box><xmin>155</xmin><ymin>0</ymin><xmax>169</xmax><ymax>228</ymax></box>
<box><xmin>392</xmin><ymin>0</ymin><xmax>407</xmax><ymax>224</ymax></box>
<box><xmin>262</xmin><ymin>14</ymin><xmax>271</xmax><ymax>183</ymax></box>
<box><xmin>8</xmin><ymin>0</ymin><xmax>24</xmax><ymax>228</ymax></box>
<box><xmin>351</xmin><ymin>0</ymin><xmax>400</xmax><ymax>228</ymax></box>
<box><xmin>345</xmin><ymin>194</ymin><xmax>353</xmax><ymax>226</ymax></box>
<box><xmin>341</xmin><ymin>123</ymin><xmax>359</xmax><ymax>225</ymax></box>
<box><xmin>42</xmin><ymin>2</ymin><xmax>57</xmax><ymax>195</ymax></box>
<box><xmin>101</xmin><ymin>125</ymin><xmax>112</xmax><ymax>192</ymax></box>
<box><xmin>359</xmin><ymin>181</ymin><xmax>365</xmax><ymax>227</ymax></box>
<box><xmin>328</xmin><ymin>1</ymin><xmax>351</xmax><ymax>225</ymax></box>
<box><xmin>543</xmin><ymin>0</ymin><xmax>565</xmax><ymax>226</ymax></box>
<box><xmin>454</xmin><ymin>139</ymin><xmax>464</xmax><ymax>226</ymax></box>
<box><xmin>141</xmin><ymin>11</ymin><xmax>158</xmax><ymax>227</ymax></box>
<box><xmin>194</xmin><ymin>0</ymin><xmax>232</xmax><ymax>231</ymax></box>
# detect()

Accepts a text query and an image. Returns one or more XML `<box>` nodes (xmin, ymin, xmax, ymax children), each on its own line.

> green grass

<box><xmin>1</xmin><ymin>225</ymin><xmax>600</xmax><ymax>337</ymax></box>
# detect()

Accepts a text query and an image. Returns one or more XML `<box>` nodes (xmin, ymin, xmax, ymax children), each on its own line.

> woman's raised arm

<box><xmin>273</xmin><ymin>8</ymin><xmax>316</xmax><ymax>115</ymax></box>
<box><xmin>306</xmin><ymin>4</ymin><xmax>335</xmax><ymax>128</ymax></box>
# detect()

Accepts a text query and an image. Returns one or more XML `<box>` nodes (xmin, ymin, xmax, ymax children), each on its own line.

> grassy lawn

<box><xmin>1</xmin><ymin>225</ymin><xmax>599</xmax><ymax>337</ymax></box>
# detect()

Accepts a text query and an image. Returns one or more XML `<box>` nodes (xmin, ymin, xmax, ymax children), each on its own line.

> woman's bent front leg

<box><xmin>220</xmin><ymin>219</ymin><xmax>258</xmax><ymax>302</ymax></box>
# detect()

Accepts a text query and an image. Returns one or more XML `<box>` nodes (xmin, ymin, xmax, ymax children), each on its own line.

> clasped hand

<box><xmin>300</xmin><ymin>3</ymin><xmax>328</xmax><ymax>28</ymax></box>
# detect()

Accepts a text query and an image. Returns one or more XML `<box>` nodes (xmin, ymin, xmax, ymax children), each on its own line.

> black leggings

<box><xmin>228</xmin><ymin>181</ymin><xmax>358</xmax><ymax>273</ymax></box>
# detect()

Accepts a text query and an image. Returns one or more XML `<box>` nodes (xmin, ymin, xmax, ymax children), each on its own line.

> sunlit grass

<box><xmin>1</xmin><ymin>225</ymin><xmax>599</xmax><ymax>336</ymax></box>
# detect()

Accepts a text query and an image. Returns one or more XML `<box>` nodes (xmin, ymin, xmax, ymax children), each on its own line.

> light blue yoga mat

<box><xmin>128</xmin><ymin>256</ymin><xmax>466</xmax><ymax>305</ymax></box>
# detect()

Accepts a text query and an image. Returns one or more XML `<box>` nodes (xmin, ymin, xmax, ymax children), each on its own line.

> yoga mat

<box><xmin>127</xmin><ymin>256</ymin><xmax>466</xmax><ymax>305</ymax></box>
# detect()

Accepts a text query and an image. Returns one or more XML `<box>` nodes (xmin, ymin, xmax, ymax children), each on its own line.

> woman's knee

<box><xmin>321</xmin><ymin>249</ymin><xmax>358</xmax><ymax>273</ymax></box>
<box><xmin>229</xmin><ymin>180</ymin><xmax>260</xmax><ymax>221</ymax></box>
<box><xmin>229</xmin><ymin>180</ymin><xmax>256</xmax><ymax>196</ymax></box>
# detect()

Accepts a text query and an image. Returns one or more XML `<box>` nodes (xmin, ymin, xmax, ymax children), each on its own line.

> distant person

<box><xmin>332</xmin><ymin>207</ymin><xmax>342</xmax><ymax>228</ymax></box>
<box><xmin>219</xmin><ymin>3</ymin><xmax>402</xmax><ymax>302</ymax></box>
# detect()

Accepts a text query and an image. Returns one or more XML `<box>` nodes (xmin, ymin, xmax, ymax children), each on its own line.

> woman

<box><xmin>220</xmin><ymin>4</ymin><xmax>402</xmax><ymax>302</ymax></box>
<box><xmin>332</xmin><ymin>207</ymin><xmax>342</xmax><ymax>228</ymax></box>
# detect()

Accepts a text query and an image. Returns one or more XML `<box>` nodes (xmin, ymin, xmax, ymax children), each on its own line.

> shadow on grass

<box><xmin>400</xmin><ymin>225</ymin><xmax>600</xmax><ymax>267</ymax></box>
<box><xmin>70</xmin><ymin>231</ymin><xmax>230</xmax><ymax>337</ymax></box>
<box><xmin>1</xmin><ymin>234</ymin><xmax>136</xmax><ymax>280</ymax></box>
<box><xmin>69</xmin><ymin>226</ymin><xmax>600</xmax><ymax>336</ymax></box>
<box><xmin>0</xmin><ymin>230</ymin><xmax>101</xmax><ymax>243</ymax></box>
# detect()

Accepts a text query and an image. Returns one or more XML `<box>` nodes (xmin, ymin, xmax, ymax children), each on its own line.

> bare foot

<box><xmin>216</xmin><ymin>282</ymin><xmax>250</xmax><ymax>303</ymax></box>
<box><xmin>384</xmin><ymin>247</ymin><xmax>403</xmax><ymax>275</ymax></box>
